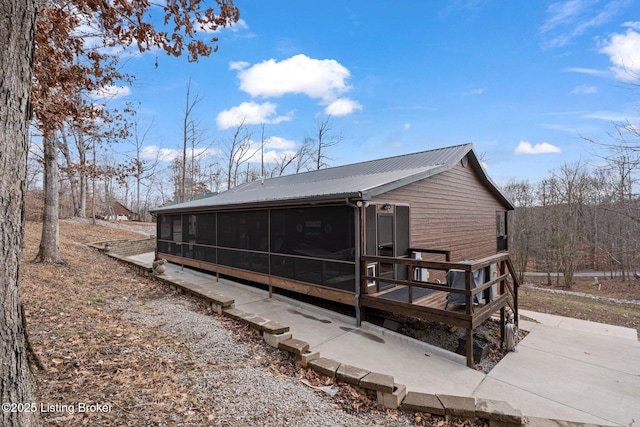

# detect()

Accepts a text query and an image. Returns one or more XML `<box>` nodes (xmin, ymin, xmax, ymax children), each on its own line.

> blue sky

<box><xmin>96</xmin><ymin>0</ymin><xmax>640</xmax><ymax>187</ymax></box>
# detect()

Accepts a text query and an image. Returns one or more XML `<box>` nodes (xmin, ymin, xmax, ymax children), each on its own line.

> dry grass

<box><xmin>24</xmin><ymin>219</ymin><xmax>638</xmax><ymax>425</ymax></box>
<box><xmin>20</xmin><ymin>221</ymin><xmax>486</xmax><ymax>426</ymax></box>
<box><xmin>519</xmin><ymin>282</ymin><xmax>640</xmax><ymax>337</ymax></box>
<box><xmin>21</xmin><ymin>221</ymin><xmax>202</xmax><ymax>425</ymax></box>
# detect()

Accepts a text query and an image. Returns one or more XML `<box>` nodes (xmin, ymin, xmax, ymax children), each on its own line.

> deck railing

<box><xmin>360</xmin><ymin>249</ymin><xmax>520</xmax><ymax>367</ymax></box>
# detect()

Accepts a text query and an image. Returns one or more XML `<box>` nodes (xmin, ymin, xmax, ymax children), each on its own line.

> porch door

<box><xmin>377</xmin><ymin>213</ymin><xmax>395</xmax><ymax>290</ymax></box>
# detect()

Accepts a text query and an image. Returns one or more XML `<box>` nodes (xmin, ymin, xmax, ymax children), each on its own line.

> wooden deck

<box><xmin>360</xmin><ymin>249</ymin><xmax>520</xmax><ymax>368</ymax></box>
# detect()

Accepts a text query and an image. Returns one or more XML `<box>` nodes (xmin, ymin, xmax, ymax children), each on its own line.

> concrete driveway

<box><xmin>128</xmin><ymin>253</ymin><xmax>640</xmax><ymax>425</ymax></box>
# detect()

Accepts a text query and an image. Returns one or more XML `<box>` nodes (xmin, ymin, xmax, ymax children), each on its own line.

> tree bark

<box><xmin>34</xmin><ymin>132</ymin><xmax>64</xmax><ymax>263</ymax></box>
<box><xmin>59</xmin><ymin>131</ymin><xmax>80</xmax><ymax>216</ymax></box>
<box><xmin>0</xmin><ymin>1</ymin><xmax>40</xmax><ymax>426</ymax></box>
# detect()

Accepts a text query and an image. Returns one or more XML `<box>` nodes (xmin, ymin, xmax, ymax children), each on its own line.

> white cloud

<box><xmin>540</xmin><ymin>0</ymin><xmax>627</xmax><ymax>49</ymax></box>
<box><xmin>141</xmin><ymin>145</ymin><xmax>220</xmax><ymax>162</ymax></box>
<box><xmin>262</xmin><ymin>149</ymin><xmax>297</xmax><ymax>164</ymax></box>
<box><xmin>583</xmin><ymin>110</ymin><xmax>630</xmax><ymax>121</ymax></box>
<box><xmin>403</xmin><ymin>123</ymin><xmax>411</xmax><ymax>130</ymax></box>
<box><xmin>229</xmin><ymin>61</ymin><xmax>250</xmax><ymax>71</ymax></box>
<box><xmin>571</xmin><ymin>84</ymin><xmax>597</xmax><ymax>94</ymax></box>
<box><xmin>514</xmin><ymin>141</ymin><xmax>562</xmax><ymax>155</ymax></box>
<box><xmin>196</xmin><ymin>17</ymin><xmax>249</xmax><ymax>34</ymax></box>
<box><xmin>235</xmin><ymin>54</ymin><xmax>352</xmax><ymax>102</ymax></box>
<box><xmin>599</xmin><ymin>28</ymin><xmax>640</xmax><ymax>81</ymax></box>
<box><xmin>233</xmin><ymin>138</ymin><xmax>299</xmax><ymax>165</ymax></box>
<box><xmin>623</xmin><ymin>21</ymin><xmax>640</xmax><ymax>30</ymax></box>
<box><xmin>88</xmin><ymin>85</ymin><xmax>131</xmax><ymax>100</ymax></box>
<box><xmin>216</xmin><ymin>101</ymin><xmax>292</xmax><ymax>129</ymax></box>
<box><xmin>463</xmin><ymin>88</ymin><xmax>485</xmax><ymax>96</ymax></box>
<box><xmin>263</xmin><ymin>136</ymin><xmax>296</xmax><ymax>150</ymax></box>
<box><xmin>324</xmin><ymin>98</ymin><xmax>363</xmax><ymax>116</ymax></box>
<box><xmin>222</xmin><ymin>18</ymin><xmax>249</xmax><ymax>33</ymax></box>
<box><xmin>564</xmin><ymin>67</ymin><xmax>608</xmax><ymax>77</ymax></box>
<box><xmin>541</xmin><ymin>123</ymin><xmax>579</xmax><ymax>133</ymax></box>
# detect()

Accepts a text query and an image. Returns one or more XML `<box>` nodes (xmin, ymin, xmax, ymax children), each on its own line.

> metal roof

<box><xmin>152</xmin><ymin>143</ymin><xmax>514</xmax><ymax>213</ymax></box>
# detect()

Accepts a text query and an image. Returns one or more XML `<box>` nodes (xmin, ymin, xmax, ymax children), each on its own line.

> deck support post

<box><xmin>465</xmin><ymin>269</ymin><xmax>474</xmax><ymax>368</ymax></box>
<box><xmin>466</xmin><ymin>328</ymin><xmax>474</xmax><ymax>368</ymax></box>
<box><xmin>352</xmin><ymin>198</ymin><xmax>365</xmax><ymax>328</ymax></box>
<box><xmin>500</xmin><ymin>307</ymin><xmax>505</xmax><ymax>348</ymax></box>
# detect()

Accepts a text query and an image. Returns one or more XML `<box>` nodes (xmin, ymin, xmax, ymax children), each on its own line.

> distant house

<box><xmin>151</xmin><ymin>144</ymin><xmax>519</xmax><ymax>367</ymax></box>
<box><xmin>104</xmin><ymin>201</ymin><xmax>139</xmax><ymax>221</ymax></box>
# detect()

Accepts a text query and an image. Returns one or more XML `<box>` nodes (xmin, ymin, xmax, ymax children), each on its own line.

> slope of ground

<box><xmin>20</xmin><ymin>219</ymin><xmax>639</xmax><ymax>425</ymax></box>
<box><xmin>20</xmin><ymin>220</ymin><xmax>483</xmax><ymax>426</ymax></box>
<box><xmin>519</xmin><ymin>279</ymin><xmax>640</xmax><ymax>338</ymax></box>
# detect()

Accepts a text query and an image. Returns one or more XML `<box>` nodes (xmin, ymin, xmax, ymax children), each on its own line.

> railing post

<box><xmin>499</xmin><ymin>260</ymin><xmax>505</xmax><ymax>297</ymax></box>
<box><xmin>407</xmin><ymin>263</ymin><xmax>414</xmax><ymax>303</ymax></box>
<box><xmin>506</xmin><ymin>256</ymin><xmax>520</xmax><ymax>327</ymax></box>
<box><xmin>465</xmin><ymin>269</ymin><xmax>473</xmax><ymax>315</ymax></box>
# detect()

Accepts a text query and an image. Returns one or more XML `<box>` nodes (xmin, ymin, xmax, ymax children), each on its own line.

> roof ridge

<box><xmin>307</xmin><ymin>142</ymin><xmax>471</xmax><ymax>173</ymax></box>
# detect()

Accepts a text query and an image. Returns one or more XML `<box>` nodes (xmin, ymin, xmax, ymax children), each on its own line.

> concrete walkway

<box><xmin>129</xmin><ymin>253</ymin><xmax>640</xmax><ymax>426</ymax></box>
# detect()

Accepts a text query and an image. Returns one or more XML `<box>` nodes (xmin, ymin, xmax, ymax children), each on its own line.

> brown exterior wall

<box><xmin>373</xmin><ymin>163</ymin><xmax>508</xmax><ymax>261</ymax></box>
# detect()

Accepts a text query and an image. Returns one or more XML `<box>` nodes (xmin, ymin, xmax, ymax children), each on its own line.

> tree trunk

<box><xmin>0</xmin><ymin>1</ymin><xmax>40</xmax><ymax>426</ymax></box>
<box><xmin>76</xmin><ymin>131</ymin><xmax>87</xmax><ymax>218</ymax></box>
<box><xmin>59</xmin><ymin>131</ymin><xmax>80</xmax><ymax>216</ymax></box>
<box><xmin>34</xmin><ymin>132</ymin><xmax>64</xmax><ymax>263</ymax></box>
<box><xmin>79</xmin><ymin>166</ymin><xmax>87</xmax><ymax>218</ymax></box>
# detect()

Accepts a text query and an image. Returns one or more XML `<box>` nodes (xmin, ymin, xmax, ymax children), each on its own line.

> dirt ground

<box><xmin>19</xmin><ymin>221</ymin><xmax>486</xmax><ymax>426</ymax></box>
<box><xmin>18</xmin><ymin>220</ymin><xmax>640</xmax><ymax>425</ymax></box>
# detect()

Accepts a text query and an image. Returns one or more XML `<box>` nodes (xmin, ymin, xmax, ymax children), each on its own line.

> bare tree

<box><xmin>272</xmin><ymin>151</ymin><xmax>298</xmax><ymax>177</ymax></box>
<box><xmin>502</xmin><ymin>179</ymin><xmax>535</xmax><ymax>284</ymax></box>
<box><xmin>294</xmin><ymin>137</ymin><xmax>316</xmax><ymax>173</ymax></box>
<box><xmin>313</xmin><ymin>116</ymin><xmax>342</xmax><ymax>170</ymax></box>
<box><xmin>34</xmin><ymin>131</ymin><xmax>64</xmax><ymax>263</ymax></box>
<box><xmin>540</xmin><ymin>163</ymin><xmax>592</xmax><ymax>288</ymax></box>
<box><xmin>203</xmin><ymin>161</ymin><xmax>224</xmax><ymax>193</ymax></box>
<box><xmin>31</xmin><ymin>0</ymin><xmax>239</xmax><ymax>263</ymax></box>
<box><xmin>180</xmin><ymin>79</ymin><xmax>204</xmax><ymax>202</ymax></box>
<box><xmin>223</xmin><ymin>119</ymin><xmax>255</xmax><ymax>189</ymax></box>
<box><xmin>129</xmin><ymin>121</ymin><xmax>159</xmax><ymax>220</ymax></box>
<box><xmin>58</xmin><ymin>125</ymin><xmax>91</xmax><ymax>217</ymax></box>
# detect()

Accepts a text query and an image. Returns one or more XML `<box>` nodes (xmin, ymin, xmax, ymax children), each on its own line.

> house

<box><xmin>151</xmin><ymin>144</ymin><xmax>519</xmax><ymax>367</ymax></box>
<box><xmin>104</xmin><ymin>201</ymin><xmax>139</xmax><ymax>221</ymax></box>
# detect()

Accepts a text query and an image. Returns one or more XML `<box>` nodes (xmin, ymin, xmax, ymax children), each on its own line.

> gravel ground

<box><xmin>117</xmin><ymin>295</ymin><xmax>415</xmax><ymax>426</ymax></box>
<box><xmin>80</xmin><ymin>218</ymin><xmax>509</xmax><ymax>372</ymax></box>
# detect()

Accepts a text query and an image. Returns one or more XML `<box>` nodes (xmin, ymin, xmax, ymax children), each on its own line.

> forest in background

<box><xmin>504</xmin><ymin>136</ymin><xmax>640</xmax><ymax>288</ymax></box>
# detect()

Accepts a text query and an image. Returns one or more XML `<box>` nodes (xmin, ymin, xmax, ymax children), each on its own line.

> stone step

<box><xmin>308</xmin><ymin>357</ymin><xmax>341</xmax><ymax>377</ymax></box>
<box><xmin>401</xmin><ymin>391</ymin><xmax>445</xmax><ymax>416</ymax></box>
<box><xmin>278</xmin><ymin>338</ymin><xmax>310</xmax><ymax>356</ymax></box>
<box><xmin>335</xmin><ymin>364</ymin><xmax>370</xmax><ymax>386</ymax></box>
<box><xmin>359</xmin><ymin>372</ymin><xmax>394</xmax><ymax>393</ymax></box>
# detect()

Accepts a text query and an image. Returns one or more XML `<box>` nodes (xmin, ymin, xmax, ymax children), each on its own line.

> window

<box><xmin>159</xmin><ymin>215</ymin><xmax>172</xmax><ymax>240</ymax></box>
<box><xmin>218</xmin><ymin>210</ymin><xmax>268</xmax><ymax>251</ymax></box>
<box><xmin>270</xmin><ymin>206</ymin><xmax>355</xmax><ymax>261</ymax></box>
<box><xmin>496</xmin><ymin>211</ymin><xmax>507</xmax><ymax>252</ymax></box>
<box><xmin>158</xmin><ymin>206</ymin><xmax>357</xmax><ymax>293</ymax></box>
<box><xmin>196</xmin><ymin>213</ymin><xmax>216</xmax><ymax>245</ymax></box>
<box><xmin>172</xmin><ymin>216</ymin><xmax>182</xmax><ymax>242</ymax></box>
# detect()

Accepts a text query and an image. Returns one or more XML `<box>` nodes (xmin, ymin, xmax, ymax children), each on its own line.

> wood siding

<box><xmin>373</xmin><ymin>163</ymin><xmax>508</xmax><ymax>261</ymax></box>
